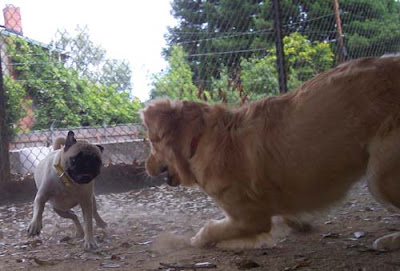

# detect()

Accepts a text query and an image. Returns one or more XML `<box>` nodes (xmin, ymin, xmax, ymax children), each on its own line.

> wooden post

<box><xmin>272</xmin><ymin>0</ymin><xmax>287</xmax><ymax>94</ymax></box>
<box><xmin>0</xmin><ymin>45</ymin><xmax>11</xmax><ymax>183</ymax></box>
<box><xmin>333</xmin><ymin>0</ymin><xmax>345</xmax><ymax>64</ymax></box>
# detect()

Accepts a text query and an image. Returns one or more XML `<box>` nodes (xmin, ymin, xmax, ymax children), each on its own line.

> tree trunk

<box><xmin>272</xmin><ymin>0</ymin><xmax>288</xmax><ymax>94</ymax></box>
<box><xmin>0</xmin><ymin>49</ymin><xmax>11</xmax><ymax>183</ymax></box>
<box><xmin>334</xmin><ymin>0</ymin><xmax>345</xmax><ymax>64</ymax></box>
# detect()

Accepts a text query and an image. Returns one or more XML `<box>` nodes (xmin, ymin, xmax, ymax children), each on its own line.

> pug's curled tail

<box><xmin>53</xmin><ymin>137</ymin><xmax>65</xmax><ymax>150</ymax></box>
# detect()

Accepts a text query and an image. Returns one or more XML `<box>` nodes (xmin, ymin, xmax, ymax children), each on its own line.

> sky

<box><xmin>2</xmin><ymin>0</ymin><xmax>177</xmax><ymax>102</ymax></box>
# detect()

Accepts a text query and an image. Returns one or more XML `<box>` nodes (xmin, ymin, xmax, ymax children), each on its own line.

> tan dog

<box><xmin>28</xmin><ymin>131</ymin><xmax>107</xmax><ymax>250</ymax></box>
<box><xmin>141</xmin><ymin>56</ymin><xmax>400</xmax><ymax>250</ymax></box>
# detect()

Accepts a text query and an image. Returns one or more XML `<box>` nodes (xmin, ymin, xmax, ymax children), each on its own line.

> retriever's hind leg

<box><xmin>367</xmin><ymin>130</ymin><xmax>400</xmax><ymax>251</ymax></box>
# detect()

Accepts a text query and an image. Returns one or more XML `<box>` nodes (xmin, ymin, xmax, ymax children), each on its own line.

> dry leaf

<box><xmin>322</xmin><ymin>232</ymin><xmax>340</xmax><ymax>239</ymax></box>
<box><xmin>33</xmin><ymin>257</ymin><xmax>57</xmax><ymax>266</ymax></box>
<box><xmin>353</xmin><ymin>232</ymin><xmax>365</xmax><ymax>239</ymax></box>
<box><xmin>100</xmin><ymin>263</ymin><xmax>121</xmax><ymax>268</ymax></box>
<box><xmin>236</xmin><ymin>259</ymin><xmax>260</xmax><ymax>270</ymax></box>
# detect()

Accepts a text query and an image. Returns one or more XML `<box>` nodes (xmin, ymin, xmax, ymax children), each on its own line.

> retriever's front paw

<box><xmin>27</xmin><ymin>220</ymin><xmax>42</xmax><ymax>236</ymax></box>
<box><xmin>190</xmin><ymin>221</ymin><xmax>217</xmax><ymax>248</ymax></box>
<box><xmin>190</xmin><ymin>228</ymin><xmax>208</xmax><ymax>247</ymax></box>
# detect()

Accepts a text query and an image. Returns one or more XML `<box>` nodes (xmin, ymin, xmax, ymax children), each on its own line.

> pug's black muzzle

<box><xmin>68</xmin><ymin>170</ymin><xmax>99</xmax><ymax>184</ymax></box>
<box><xmin>68</xmin><ymin>153</ymin><xmax>102</xmax><ymax>184</ymax></box>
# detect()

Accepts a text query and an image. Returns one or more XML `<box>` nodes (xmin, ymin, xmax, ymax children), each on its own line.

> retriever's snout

<box><xmin>161</xmin><ymin>165</ymin><xmax>168</xmax><ymax>173</ymax></box>
<box><xmin>145</xmin><ymin>155</ymin><xmax>165</xmax><ymax>176</ymax></box>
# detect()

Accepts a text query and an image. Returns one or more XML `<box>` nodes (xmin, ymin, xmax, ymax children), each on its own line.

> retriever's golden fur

<box><xmin>141</xmin><ymin>56</ymin><xmax>400</xmax><ymax>250</ymax></box>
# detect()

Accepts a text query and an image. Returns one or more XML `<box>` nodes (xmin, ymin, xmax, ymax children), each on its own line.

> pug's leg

<box><xmin>53</xmin><ymin>208</ymin><xmax>84</xmax><ymax>238</ymax></box>
<box><xmin>28</xmin><ymin>193</ymin><xmax>49</xmax><ymax>236</ymax></box>
<box><xmin>92</xmin><ymin>196</ymin><xmax>107</xmax><ymax>229</ymax></box>
<box><xmin>191</xmin><ymin>216</ymin><xmax>272</xmax><ymax>249</ymax></box>
<box><xmin>80</xmin><ymin>198</ymin><xmax>97</xmax><ymax>250</ymax></box>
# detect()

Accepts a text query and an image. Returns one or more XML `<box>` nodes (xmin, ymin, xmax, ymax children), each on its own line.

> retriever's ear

<box><xmin>181</xmin><ymin>100</ymin><xmax>206</xmax><ymax>135</ymax></box>
<box><xmin>140</xmin><ymin>99</ymin><xmax>183</xmax><ymax>140</ymax></box>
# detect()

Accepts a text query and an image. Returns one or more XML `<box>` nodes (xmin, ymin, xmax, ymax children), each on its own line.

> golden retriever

<box><xmin>141</xmin><ymin>56</ymin><xmax>400</xmax><ymax>250</ymax></box>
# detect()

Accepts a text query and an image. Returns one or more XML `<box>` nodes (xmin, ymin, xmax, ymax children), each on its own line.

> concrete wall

<box><xmin>10</xmin><ymin>139</ymin><xmax>150</xmax><ymax>175</ymax></box>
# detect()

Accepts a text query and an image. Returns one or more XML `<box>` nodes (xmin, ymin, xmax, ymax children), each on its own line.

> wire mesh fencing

<box><xmin>1</xmin><ymin>1</ymin><xmax>400</xmax><ymax>181</ymax></box>
<box><xmin>155</xmin><ymin>0</ymin><xmax>400</xmax><ymax>102</ymax></box>
<box><xmin>9</xmin><ymin>125</ymin><xmax>147</xmax><ymax>176</ymax></box>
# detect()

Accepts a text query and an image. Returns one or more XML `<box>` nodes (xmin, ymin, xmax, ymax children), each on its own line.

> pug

<box><xmin>28</xmin><ymin>131</ymin><xmax>107</xmax><ymax>250</ymax></box>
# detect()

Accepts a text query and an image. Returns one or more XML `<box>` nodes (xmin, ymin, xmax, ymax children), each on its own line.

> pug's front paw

<box><xmin>27</xmin><ymin>220</ymin><xmax>42</xmax><ymax>236</ymax></box>
<box><xmin>76</xmin><ymin>229</ymin><xmax>84</xmax><ymax>239</ymax></box>
<box><xmin>96</xmin><ymin>219</ymin><xmax>107</xmax><ymax>229</ymax></box>
<box><xmin>84</xmin><ymin>240</ymin><xmax>98</xmax><ymax>250</ymax></box>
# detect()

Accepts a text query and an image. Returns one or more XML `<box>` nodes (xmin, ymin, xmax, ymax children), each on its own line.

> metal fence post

<box><xmin>272</xmin><ymin>0</ymin><xmax>288</xmax><ymax>94</ymax></box>
<box><xmin>333</xmin><ymin>0</ymin><xmax>345</xmax><ymax>64</ymax></box>
<box><xmin>0</xmin><ymin>47</ymin><xmax>11</xmax><ymax>183</ymax></box>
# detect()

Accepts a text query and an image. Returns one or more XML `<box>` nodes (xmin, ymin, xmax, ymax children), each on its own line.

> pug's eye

<box><xmin>70</xmin><ymin>158</ymin><xmax>76</xmax><ymax>164</ymax></box>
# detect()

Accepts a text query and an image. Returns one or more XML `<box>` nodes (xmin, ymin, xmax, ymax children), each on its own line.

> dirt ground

<box><xmin>1</xmin><ymin>177</ymin><xmax>400</xmax><ymax>271</ymax></box>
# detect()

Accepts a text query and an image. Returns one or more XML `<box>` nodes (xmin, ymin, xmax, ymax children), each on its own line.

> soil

<box><xmin>1</xmin><ymin>169</ymin><xmax>400</xmax><ymax>271</ymax></box>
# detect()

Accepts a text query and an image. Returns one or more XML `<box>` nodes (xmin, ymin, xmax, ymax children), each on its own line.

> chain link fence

<box><xmin>9</xmin><ymin>124</ymin><xmax>146</xmax><ymax>175</ymax></box>
<box><xmin>153</xmin><ymin>0</ymin><xmax>400</xmax><ymax>103</ymax></box>
<box><xmin>1</xmin><ymin>1</ymin><xmax>400</xmax><ymax>181</ymax></box>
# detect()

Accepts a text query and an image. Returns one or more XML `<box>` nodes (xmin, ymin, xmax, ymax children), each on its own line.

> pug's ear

<box><xmin>96</xmin><ymin>145</ymin><xmax>104</xmax><ymax>153</ymax></box>
<box><xmin>64</xmin><ymin>131</ymin><xmax>77</xmax><ymax>152</ymax></box>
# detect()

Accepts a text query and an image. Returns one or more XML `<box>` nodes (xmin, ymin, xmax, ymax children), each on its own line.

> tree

<box><xmin>150</xmin><ymin>45</ymin><xmax>200</xmax><ymax>101</ymax></box>
<box><xmin>4</xmin><ymin>75</ymin><xmax>30</xmax><ymax>135</ymax></box>
<box><xmin>166</xmin><ymin>0</ymin><xmax>265</xmax><ymax>90</ymax></box>
<box><xmin>54</xmin><ymin>26</ymin><xmax>133</xmax><ymax>92</ymax></box>
<box><xmin>0</xmin><ymin>60</ymin><xmax>10</xmax><ymax>182</ymax></box>
<box><xmin>341</xmin><ymin>0</ymin><xmax>400</xmax><ymax>58</ymax></box>
<box><xmin>259</xmin><ymin>0</ymin><xmax>400</xmax><ymax>58</ymax></box>
<box><xmin>166</xmin><ymin>0</ymin><xmax>400</xmax><ymax>89</ymax></box>
<box><xmin>100</xmin><ymin>59</ymin><xmax>132</xmax><ymax>92</ymax></box>
<box><xmin>224</xmin><ymin>32</ymin><xmax>333</xmax><ymax>101</ymax></box>
<box><xmin>152</xmin><ymin>33</ymin><xmax>333</xmax><ymax>104</ymax></box>
<box><xmin>6</xmin><ymin>33</ymin><xmax>141</xmax><ymax>130</ymax></box>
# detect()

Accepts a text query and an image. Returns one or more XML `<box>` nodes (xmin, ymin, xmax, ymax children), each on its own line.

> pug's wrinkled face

<box><xmin>63</xmin><ymin>131</ymin><xmax>104</xmax><ymax>184</ymax></box>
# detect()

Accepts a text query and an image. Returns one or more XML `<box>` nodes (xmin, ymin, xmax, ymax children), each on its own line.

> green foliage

<box><xmin>6</xmin><ymin>32</ymin><xmax>141</xmax><ymax>130</ymax></box>
<box><xmin>220</xmin><ymin>33</ymin><xmax>334</xmax><ymax>100</ymax></box>
<box><xmin>150</xmin><ymin>45</ymin><xmax>200</xmax><ymax>101</ymax></box>
<box><xmin>152</xmin><ymin>33</ymin><xmax>333</xmax><ymax>104</ymax></box>
<box><xmin>54</xmin><ymin>26</ymin><xmax>132</xmax><ymax>92</ymax></box>
<box><xmin>167</xmin><ymin>0</ymin><xmax>400</xmax><ymax>87</ymax></box>
<box><xmin>280</xmin><ymin>32</ymin><xmax>333</xmax><ymax>88</ymax></box>
<box><xmin>166</xmin><ymin>0</ymin><xmax>265</xmax><ymax>90</ymax></box>
<box><xmin>152</xmin><ymin>32</ymin><xmax>334</xmax><ymax>104</ymax></box>
<box><xmin>3</xmin><ymin>75</ymin><xmax>30</xmax><ymax>135</ymax></box>
<box><xmin>240</xmin><ymin>56</ymin><xmax>279</xmax><ymax>100</ymax></box>
<box><xmin>208</xmin><ymin>66</ymin><xmax>244</xmax><ymax>104</ymax></box>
